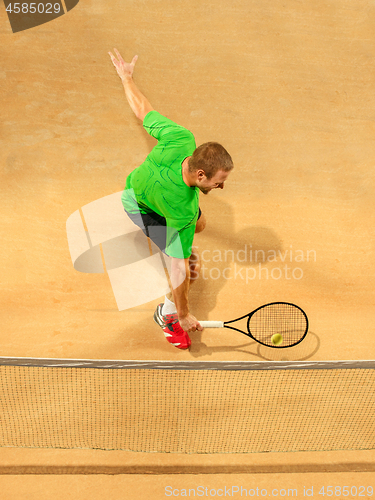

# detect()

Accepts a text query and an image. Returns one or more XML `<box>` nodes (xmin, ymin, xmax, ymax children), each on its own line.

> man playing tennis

<box><xmin>109</xmin><ymin>49</ymin><xmax>234</xmax><ymax>349</ymax></box>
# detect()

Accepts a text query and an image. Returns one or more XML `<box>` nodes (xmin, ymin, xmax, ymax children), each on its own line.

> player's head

<box><xmin>189</xmin><ymin>142</ymin><xmax>234</xmax><ymax>194</ymax></box>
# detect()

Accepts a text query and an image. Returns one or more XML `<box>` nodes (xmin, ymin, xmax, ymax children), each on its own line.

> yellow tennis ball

<box><xmin>271</xmin><ymin>333</ymin><xmax>283</xmax><ymax>346</ymax></box>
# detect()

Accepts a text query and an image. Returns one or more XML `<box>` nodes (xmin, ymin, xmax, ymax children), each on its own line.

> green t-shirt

<box><xmin>121</xmin><ymin>111</ymin><xmax>199</xmax><ymax>258</ymax></box>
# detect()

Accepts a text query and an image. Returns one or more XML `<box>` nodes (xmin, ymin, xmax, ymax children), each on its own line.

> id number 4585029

<box><xmin>5</xmin><ymin>3</ymin><xmax>62</xmax><ymax>14</ymax></box>
<box><xmin>316</xmin><ymin>486</ymin><xmax>373</xmax><ymax>497</ymax></box>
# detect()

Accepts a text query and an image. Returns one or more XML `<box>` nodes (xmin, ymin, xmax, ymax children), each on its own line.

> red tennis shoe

<box><xmin>153</xmin><ymin>303</ymin><xmax>191</xmax><ymax>350</ymax></box>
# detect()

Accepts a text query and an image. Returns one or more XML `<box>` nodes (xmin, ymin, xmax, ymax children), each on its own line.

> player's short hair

<box><xmin>188</xmin><ymin>142</ymin><xmax>234</xmax><ymax>179</ymax></box>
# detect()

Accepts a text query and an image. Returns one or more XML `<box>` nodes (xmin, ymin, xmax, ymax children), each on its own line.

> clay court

<box><xmin>0</xmin><ymin>0</ymin><xmax>374</xmax><ymax>497</ymax></box>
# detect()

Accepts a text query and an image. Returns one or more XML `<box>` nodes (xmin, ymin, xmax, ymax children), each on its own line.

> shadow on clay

<box><xmin>188</xmin><ymin>331</ymin><xmax>320</xmax><ymax>361</ymax></box>
<box><xmin>190</xmin><ymin>196</ymin><xmax>283</xmax><ymax>318</ymax></box>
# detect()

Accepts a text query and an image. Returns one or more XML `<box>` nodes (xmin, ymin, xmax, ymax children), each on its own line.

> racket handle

<box><xmin>199</xmin><ymin>321</ymin><xmax>224</xmax><ymax>328</ymax></box>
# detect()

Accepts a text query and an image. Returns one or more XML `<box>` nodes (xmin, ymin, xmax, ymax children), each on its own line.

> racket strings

<box><xmin>249</xmin><ymin>303</ymin><xmax>307</xmax><ymax>347</ymax></box>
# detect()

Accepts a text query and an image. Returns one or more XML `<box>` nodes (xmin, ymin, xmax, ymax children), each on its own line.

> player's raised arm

<box><xmin>108</xmin><ymin>48</ymin><xmax>154</xmax><ymax>121</ymax></box>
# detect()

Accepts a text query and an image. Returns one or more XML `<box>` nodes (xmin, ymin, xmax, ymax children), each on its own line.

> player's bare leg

<box><xmin>154</xmin><ymin>212</ymin><xmax>205</xmax><ymax>346</ymax></box>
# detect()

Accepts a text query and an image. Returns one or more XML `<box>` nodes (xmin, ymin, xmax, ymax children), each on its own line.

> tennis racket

<box><xmin>199</xmin><ymin>302</ymin><xmax>308</xmax><ymax>348</ymax></box>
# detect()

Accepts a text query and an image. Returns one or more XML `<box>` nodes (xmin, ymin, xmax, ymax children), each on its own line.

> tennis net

<box><xmin>0</xmin><ymin>357</ymin><xmax>373</xmax><ymax>453</ymax></box>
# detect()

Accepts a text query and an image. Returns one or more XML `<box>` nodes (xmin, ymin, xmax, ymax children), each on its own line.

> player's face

<box><xmin>197</xmin><ymin>169</ymin><xmax>231</xmax><ymax>195</ymax></box>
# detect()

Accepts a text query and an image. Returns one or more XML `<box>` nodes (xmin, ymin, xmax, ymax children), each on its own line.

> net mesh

<box><xmin>0</xmin><ymin>360</ymin><xmax>373</xmax><ymax>453</ymax></box>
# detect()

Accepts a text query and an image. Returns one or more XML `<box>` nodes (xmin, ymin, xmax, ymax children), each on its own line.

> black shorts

<box><xmin>125</xmin><ymin>208</ymin><xmax>202</xmax><ymax>254</ymax></box>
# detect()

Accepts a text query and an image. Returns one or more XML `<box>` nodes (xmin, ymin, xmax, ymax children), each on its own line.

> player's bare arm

<box><xmin>108</xmin><ymin>48</ymin><xmax>153</xmax><ymax>121</ymax></box>
<box><xmin>170</xmin><ymin>257</ymin><xmax>203</xmax><ymax>334</ymax></box>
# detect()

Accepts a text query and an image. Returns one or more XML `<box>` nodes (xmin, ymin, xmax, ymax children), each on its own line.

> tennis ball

<box><xmin>271</xmin><ymin>333</ymin><xmax>283</xmax><ymax>346</ymax></box>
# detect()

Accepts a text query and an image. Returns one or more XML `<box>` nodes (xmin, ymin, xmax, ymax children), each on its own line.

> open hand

<box><xmin>108</xmin><ymin>48</ymin><xmax>138</xmax><ymax>81</ymax></box>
